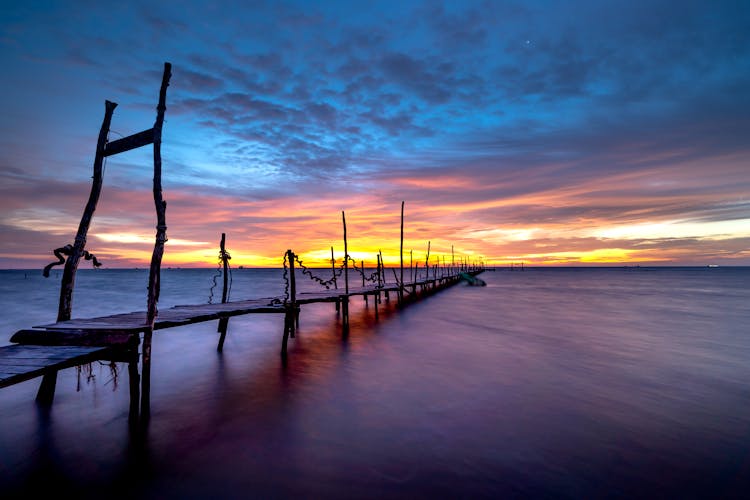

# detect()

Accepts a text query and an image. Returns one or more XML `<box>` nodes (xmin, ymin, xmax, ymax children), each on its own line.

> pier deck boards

<box><xmin>0</xmin><ymin>344</ymin><xmax>111</xmax><ymax>388</ymax></box>
<box><xmin>10</xmin><ymin>298</ymin><xmax>287</xmax><ymax>346</ymax></box>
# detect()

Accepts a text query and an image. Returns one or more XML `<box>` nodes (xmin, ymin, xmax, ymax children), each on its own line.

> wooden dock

<box><xmin>0</xmin><ymin>62</ymin><xmax>489</xmax><ymax>420</ymax></box>
<box><xmin>1</xmin><ymin>269</ymin><xmax>482</xmax><ymax>401</ymax></box>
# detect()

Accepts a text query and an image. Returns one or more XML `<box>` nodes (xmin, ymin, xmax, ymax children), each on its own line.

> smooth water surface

<box><xmin>1</xmin><ymin>267</ymin><xmax>749</xmax><ymax>498</ymax></box>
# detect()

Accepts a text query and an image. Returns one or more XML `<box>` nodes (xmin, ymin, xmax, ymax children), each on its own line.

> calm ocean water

<box><xmin>1</xmin><ymin>267</ymin><xmax>749</xmax><ymax>498</ymax></box>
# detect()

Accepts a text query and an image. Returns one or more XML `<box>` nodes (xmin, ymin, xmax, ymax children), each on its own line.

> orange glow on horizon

<box><xmin>8</xmin><ymin>157</ymin><xmax>749</xmax><ymax>269</ymax></box>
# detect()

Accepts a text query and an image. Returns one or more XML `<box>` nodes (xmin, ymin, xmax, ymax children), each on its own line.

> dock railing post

<box><xmin>425</xmin><ymin>241</ymin><xmax>431</xmax><ymax>289</ymax></box>
<box><xmin>342</xmin><ymin>211</ymin><xmax>349</xmax><ymax>333</ymax></box>
<box><xmin>452</xmin><ymin>245</ymin><xmax>455</xmax><ymax>277</ymax></box>
<box><xmin>288</xmin><ymin>249</ymin><xmax>297</xmax><ymax>335</ymax></box>
<box><xmin>330</xmin><ymin>246</ymin><xmax>338</xmax><ymax>289</ymax></box>
<box><xmin>399</xmin><ymin>201</ymin><xmax>404</xmax><ymax>305</ymax></box>
<box><xmin>332</xmin><ymin>246</ymin><xmax>340</xmax><ymax>312</ymax></box>
<box><xmin>217</xmin><ymin>233</ymin><xmax>230</xmax><ymax>351</ymax></box>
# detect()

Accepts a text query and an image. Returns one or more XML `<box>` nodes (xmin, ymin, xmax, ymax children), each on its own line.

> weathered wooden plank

<box><xmin>0</xmin><ymin>344</ymin><xmax>107</xmax><ymax>358</ymax></box>
<box><xmin>11</xmin><ymin>329</ymin><xmax>137</xmax><ymax>346</ymax></box>
<box><xmin>102</xmin><ymin>128</ymin><xmax>155</xmax><ymax>157</ymax></box>
<box><xmin>0</xmin><ymin>344</ymin><xmax>110</xmax><ymax>388</ymax></box>
<box><xmin>1</xmin><ymin>358</ymin><xmax>86</xmax><ymax>367</ymax></box>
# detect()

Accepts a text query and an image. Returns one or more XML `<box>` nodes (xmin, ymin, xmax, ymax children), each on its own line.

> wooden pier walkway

<box><xmin>0</xmin><ymin>271</ymin><xmax>481</xmax><ymax>396</ymax></box>
<box><xmin>0</xmin><ymin>62</ymin><xmax>489</xmax><ymax>418</ymax></box>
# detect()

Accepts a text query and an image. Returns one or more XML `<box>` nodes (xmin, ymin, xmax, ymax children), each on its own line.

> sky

<box><xmin>1</xmin><ymin>0</ymin><xmax>749</xmax><ymax>269</ymax></box>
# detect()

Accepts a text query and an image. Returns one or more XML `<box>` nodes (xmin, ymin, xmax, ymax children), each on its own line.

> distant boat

<box><xmin>708</xmin><ymin>264</ymin><xmax>719</xmax><ymax>268</ymax></box>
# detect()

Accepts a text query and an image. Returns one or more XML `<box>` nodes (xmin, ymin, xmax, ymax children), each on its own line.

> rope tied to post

<box><xmin>42</xmin><ymin>244</ymin><xmax>102</xmax><ymax>277</ymax></box>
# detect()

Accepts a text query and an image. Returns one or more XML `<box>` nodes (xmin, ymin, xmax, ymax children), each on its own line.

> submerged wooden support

<box><xmin>281</xmin><ymin>312</ymin><xmax>291</xmax><ymax>356</ymax></box>
<box><xmin>35</xmin><ymin>369</ymin><xmax>57</xmax><ymax>405</ymax></box>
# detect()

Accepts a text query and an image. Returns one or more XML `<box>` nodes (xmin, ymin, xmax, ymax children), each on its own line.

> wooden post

<box><xmin>378</xmin><ymin>250</ymin><xmax>386</xmax><ymax>286</ymax></box>
<box><xmin>425</xmin><ymin>241</ymin><xmax>431</xmax><ymax>274</ymax></box>
<box><xmin>399</xmin><ymin>201</ymin><xmax>404</xmax><ymax>304</ymax></box>
<box><xmin>330</xmin><ymin>246</ymin><xmax>337</xmax><ymax>289</ymax></box>
<box><xmin>281</xmin><ymin>313</ymin><xmax>291</xmax><ymax>356</ymax></box>
<box><xmin>333</xmin><ymin>246</ymin><xmax>340</xmax><ymax>312</ymax></box>
<box><xmin>35</xmin><ymin>369</ymin><xmax>57</xmax><ymax>405</ymax></box>
<box><xmin>128</xmin><ymin>355</ymin><xmax>140</xmax><ymax>427</ymax></box>
<box><xmin>220</xmin><ymin>233</ymin><xmax>229</xmax><ymax>303</ymax></box>
<box><xmin>342</xmin><ymin>212</ymin><xmax>349</xmax><ymax>295</ymax></box>
<box><xmin>425</xmin><ymin>241</ymin><xmax>431</xmax><ymax>289</ymax></box>
<box><xmin>382</xmin><ymin>248</ymin><xmax>389</xmax><ymax>302</ymax></box>
<box><xmin>411</xmin><ymin>254</ymin><xmax>417</xmax><ymax>297</ymax></box>
<box><xmin>342</xmin><ymin>211</ymin><xmax>349</xmax><ymax>333</ymax></box>
<box><xmin>376</xmin><ymin>253</ymin><xmax>381</xmax><ymax>287</ymax></box>
<box><xmin>362</xmin><ymin>259</ymin><xmax>368</xmax><ymax>306</ymax></box>
<box><xmin>146</xmin><ymin>62</ymin><xmax>171</xmax><ymax>327</ymax></box>
<box><xmin>375</xmin><ymin>254</ymin><xmax>380</xmax><ymax>303</ymax></box>
<box><xmin>287</xmin><ymin>249</ymin><xmax>297</xmax><ymax>336</ymax></box>
<box><xmin>56</xmin><ymin>100</ymin><xmax>117</xmax><ymax>322</ymax></box>
<box><xmin>142</xmin><ymin>62</ymin><xmax>172</xmax><ymax>423</ymax></box>
<box><xmin>217</xmin><ymin>233</ymin><xmax>230</xmax><ymax>352</ymax></box>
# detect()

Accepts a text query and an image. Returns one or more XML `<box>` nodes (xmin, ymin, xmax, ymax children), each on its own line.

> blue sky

<box><xmin>1</xmin><ymin>0</ymin><xmax>749</xmax><ymax>267</ymax></box>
